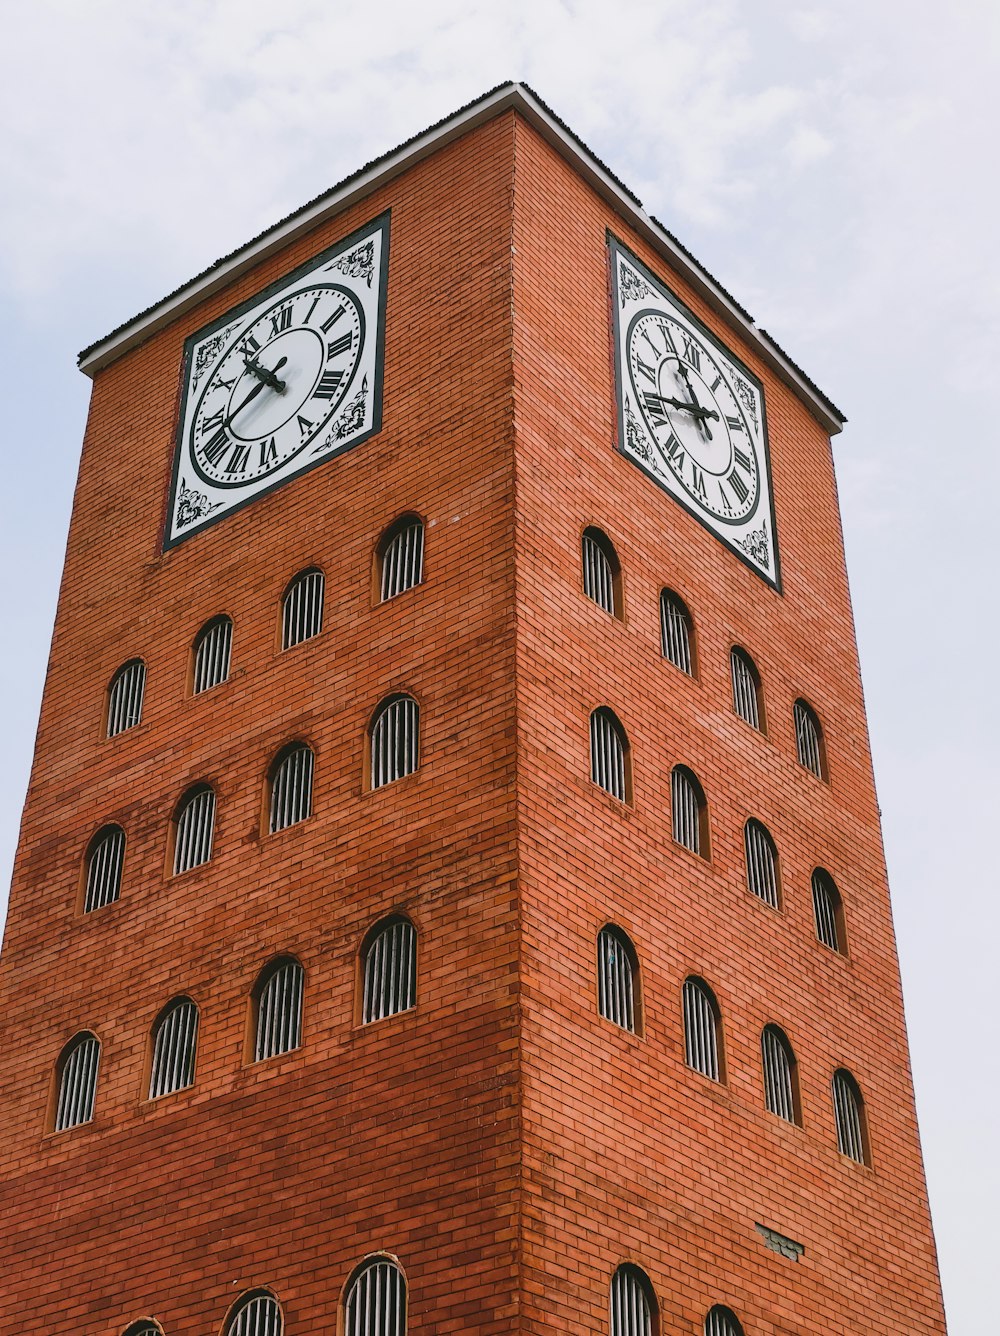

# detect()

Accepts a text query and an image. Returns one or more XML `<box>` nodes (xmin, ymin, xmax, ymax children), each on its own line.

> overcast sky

<box><xmin>1</xmin><ymin>2</ymin><xmax>997</xmax><ymax>1329</ymax></box>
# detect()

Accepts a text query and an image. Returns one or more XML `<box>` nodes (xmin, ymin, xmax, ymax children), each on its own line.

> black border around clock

<box><xmin>162</xmin><ymin>211</ymin><xmax>390</xmax><ymax>552</ymax></box>
<box><xmin>607</xmin><ymin>231</ymin><xmax>782</xmax><ymax>594</ymax></box>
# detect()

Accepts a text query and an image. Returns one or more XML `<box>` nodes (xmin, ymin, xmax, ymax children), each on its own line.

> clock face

<box><xmin>165</xmin><ymin>213</ymin><xmax>389</xmax><ymax>548</ymax></box>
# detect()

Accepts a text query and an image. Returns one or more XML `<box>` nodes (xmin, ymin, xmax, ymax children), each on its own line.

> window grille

<box><xmin>148</xmin><ymin>998</ymin><xmax>198</xmax><ymax>1099</ymax></box>
<box><xmin>344</xmin><ymin>1257</ymin><xmax>407</xmax><ymax>1336</ymax></box>
<box><xmin>590</xmin><ymin>708</ymin><xmax>629</xmax><ymax>803</ymax></box>
<box><xmin>192</xmin><ymin>616</ymin><xmax>232</xmax><ymax>694</ymax></box>
<box><xmin>811</xmin><ymin>868</ymin><xmax>844</xmax><ymax>953</ymax></box>
<box><xmin>281</xmin><ymin>568</ymin><xmax>324</xmax><ymax>649</ymax></box>
<box><xmin>794</xmin><ymin>699</ymin><xmax>825</xmax><ymax>778</ymax></box>
<box><xmin>380</xmin><ymin>517</ymin><xmax>424</xmax><ymax>601</ymax></box>
<box><xmin>705</xmin><ymin>1307</ymin><xmax>744</xmax><ymax>1336</ymax></box>
<box><xmin>84</xmin><ymin>824</ymin><xmax>125</xmax><ymax>912</ymax></box>
<box><xmin>833</xmin><ymin>1069</ymin><xmax>868</xmax><ymax>1164</ymax></box>
<box><xmin>598</xmin><ymin>926</ymin><xmax>637</xmax><ymax>1033</ymax></box>
<box><xmin>660</xmin><ymin>590</ymin><xmax>693</xmax><ymax>674</ymax></box>
<box><xmin>730</xmin><ymin>648</ymin><xmax>762</xmax><ymax>730</ymax></box>
<box><xmin>582</xmin><ymin>528</ymin><xmax>619</xmax><ymax>617</ymax></box>
<box><xmin>269</xmin><ymin>745</ymin><xmax>314</xmax><ymax>832</ymax></box>
<box><xmin>123</xmin><ymin>1322</ymin><xmax>162</xmax><ymax>1336</ymax></box>
<box><xmin>370</xmin><ymin>696</ymin><xmax>419</xmax><ymax>789</ymax></box>
<box><xmin>762</xmin><ymin>1025</ymin><xmax>798</xmax><ymax>1124</ymax></box>
<box><xmin>671</xmin><ymin>767</ymin><xmax>705</xmax><ymax>856</ymax></box>
<box><xmin>744</xmin><ymin>820</ymin><xmax>779</xmax><ymax>908</ymax></box>
<box><xmin>54</xmin><ymin>1032</ymin><xmax>100</xmax><ymax>1131</ymax></box>
<box><xmin>363</xmin><ymin>919</ymin><xmax>417</xmax><ymax>1023</ymax></box>
<box><xmin>254</xmin><ymin>958</ymin><xmax>304</xmax><ymax>1061</ymax></box>
<box><xmin>173</xmin><ymin>786</ymin><xmax>215</xmax><ymax>874</ymax></box>
<box><xmin>106</xmin><ymin>659</ymin><xmax>145</xmax><ymax>737</ymax></box>
<box><xmin>226</xmin><ymin>1292</ymin><xmax>283</xmax><ymax>1336</ymax></box>
<box><xmin>683</xmin><ymin>977</ymin><xmax>721</xmax><ymax>1081</ymax></box>
<box><xmin>609</xmin><ymin>1264</ymin><xmax>654</xmax><ymax>1336</ymax></box>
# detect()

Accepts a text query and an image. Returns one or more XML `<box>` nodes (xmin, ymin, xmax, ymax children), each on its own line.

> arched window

<box><xmin>370</xmin><ymin>695</ymin><xmax>419</xmax><ymax>789</ymax></box>
<box><xmin>83</xmin><ymin>824</ymin><xmax>125</xmax><ymax>912</ymax></box>
<box><xmin>225</xmin><ymin>1291</ymin><xmax>283</xmax><ymax>1336</ymax></box>
<box><xmin>660</xmin><ymin>589</ymin><xmax>693</xmax><ymax>674</ymax></box>
<box><xmin>362</xmin><ymin>917</ymin><xmax>417</xmax><ymax>1023</ymax></box>
<box><xmin>609</xmin><ymin>1263</ymin><xmax>656</xmax><ymax>1336</ymax></box>
<box><xmin>743</xmin><ymin>819</ymin><xmax>779</xmax><ymax>908</ymax></box>
<box><xmin>582</xmin><ymin>527</ymin><xmax>621</xmax><ymax>618</ymax></box>
<box><xmin>683</xmin><ymin>977</ymin><xmax>722</xmax><ymax>1081</ymax></box>
<box><xmin>833</xmin><ymin>1068</ymin><xmax>869</xmax><ymax>1165</ymax></box>
<box><xmin>379</xmin><ymin>514</ymin><xmax>424</xmax><ymax>601</ymax></box>
<box><xmin>122</xmin><ymin>1322</ymin><xmax>163</xmax><ymax>1336</ymax></box>
<box><xmin>811</xmin><ymin>868</ymin><xmax>846</xmax><ymax>954</ymax></box>
<box><xmin>730</xmin><ymin>647</ymin><xmax>764</xmax><ymax>731</ymax></box>
<box><xmin>597</xmin><ymin>926</ymin><xmax>639</xmax><ymax>1033</ymax></box>
<box><xmin>148</xmin><ymin>997</ymin><xmax>199</xmax><ymax>1099</ymax></box>
<box><xmin>590</xmin><ymin>707</ymin><xmax>631</xmax><ymax>803</ymax></box>
<box><xmin>794</xmin><ymin>698</ymin><xmax>827</xmax><ymax>779</ymax></box>
<box><xmin>269</xmin><ymin>743</ymin><xmax>315</xmax><ymax>833</ymax></box>
<box><xmin>172</xmin><ymin>784</ymin><xmax>215</xmax><ymax>875</ymax></box>
<box><xmin>192</xmin><ymin>615</ymin><xmax>232</xmax><ymax>694</ymax></box>
<box><xmin>53</xmin><ymin>1031</ymin><xmax>100</xmax><ymax>1132</ymax></box>
<box><xmin>671</xmin><ymin>766</ymin><xmax>708</xmax><ymax>857</ymax></box>
<box><xmin>705</xmin><ymin>1306</ymin><xmax>744</xmax><ymax>1336</ymax></box>
<box><xmin>106</xmin><ymin>659</ymin><xmax>145</xmax><ymax>737</ymax></box>
<box><xmin>344</xmin><ymin>1256</ymin><xmax>407</xmax><ymax>1336</ymax></box>
<box><xmin>252</xmin><ymin>957</ymin><xmax>304</xmax><ymax>1061</ymax></box>
<box><xmin>761</xmin><ymin>1024</ymin><xmax>800</xmax><ymax>1124</ymax></box>
<box><xmin>281</xmin><ymin>567</ymin><xmax>324</xmax><ymax>649</ymax></box>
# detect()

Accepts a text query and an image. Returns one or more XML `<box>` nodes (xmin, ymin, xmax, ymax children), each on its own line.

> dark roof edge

<box><xmin>77</xmin><ymin>82</ymin><xmax>845</xmax><ymax>433</ymax></box>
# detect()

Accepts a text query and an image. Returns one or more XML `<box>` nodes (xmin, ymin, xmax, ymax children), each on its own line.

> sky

<box><xmin>1</xmin><ymin>1</ymin><xmax>997</xmax><ymax>1329</ymax></box>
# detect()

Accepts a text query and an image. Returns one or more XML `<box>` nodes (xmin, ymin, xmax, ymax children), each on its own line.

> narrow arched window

<box><xmin>253</xmin><ymin>957</ymin><xmax>304</xmax><ymax>1061</ymax></box>
<box><xmin>172</xmin><ymin>784</ymin><xmax>215</xmax><ymax>874</ymax></box>
<box><xmin>582</xmin><ymin>527</ymin><xmax>621</xmax><ymax>618</ymax></box>
<box><xmin>590</xmin><ymin>707</ymin><xmax>630</xmax><ymax>803</ymax></box>
<box><xmin>344</xmin><ymin>1256</ymin><xmax>407</xmax><ymax>1336</ymax></box>
<box><xmin>730</xmin><ymin>647</ymin><xmax>764</xmax><ymax>731</ymax></box>
<box><xmin>379</xmin><ymin>514</ymin><xmax>424</xmax><ymax>601</ymax></box>
<box><xmin>671</xmin><ymin>766</ymin><xmax>708</xmax><ymax>857</ymax></box>
<box><xmin>192</xmin><ymin>615</ymin><xmax>232</xmax><ymax>694</ymax></box>
<box><xmin>363</xmin><ymin>917</ymin><xmax>417</xmax><ymax>1023</ymax></box>
<box><xmin>683</xmin><ymin>977</ymin><xmax>721</xmax><ymax>1081</ymax></box>
<box><xmin>761</xmin><ymin>1024</ymin><xmax>800</xmax><ymax>1124</ymax></box>
<box><xmin>370</xmin><ymin>695</ymin><xmax>419</xmax><ymax>789</ymax></box>
<box><xmin>281</xmin><ymin>567</ymin><xmax>324</xmax><ymax>649</ymax></box>
<box><xmin>148</xmin><ymin>997</ymin><xmax>198</xmax><ymax>1099</ymax></box>
<box><xmin>812</xmin><ymin>867</ymin><xmax>846</xmax><ymax>954</ymax></box>
<box><xmin>226</xmin><ymin>1291</ymin><xmax>283</xmax><ymax>1336</ymax></box>
<box><xmin>660</xmin><ymin>589</ymin><xmax>693</xmax><ymax>674</ymax></box>
<box><xmin>269</xmin><ymin>744</ymin><xmax>314</xmax><ymax>833</ymax></box>
<box><xmin>609</xmin><ymin>1263</ymin><xmax>656</xmax><ymax>1336</ymax></box>
<box><xmin>597</xmin><ymin>926</ymin><xmax>639</xmax><ymax>1033</ymax></box>
<box><xmin>794</xmin><ymin>698</ymin><xmax>827</xmax><ymax>779</ymax></box>
<box><xmin>122</xmin><ymin>1320</ymin><xmax>163</xmax><ymax>1336</ymax></box>
<box><xmin>53</xmin><ymin>1031</ymin><xmax>100</xmax><ymax>1131</ymax></box>
<box><xmin>83</xmin><ymin>824</ymin><xmax>125</xmax><ymax>913</ymax></box>
<box><xmin>705</xmin><ymin>1306</ymin><xmax>744</xmax><ymax>1336</ymax></box>
<box><xmin>106</xmin><ymin>659</ymin><xmax>145</xmax><ymax>737</ymax></box>
<box><xmin>832</xmin><ymin>1068</ymin><xmax>869</xmax><ymax>1165</ymax></box>
<box><xmin>743</xmin><ymin>819</ymin><xmax>779</xmax><ymax>908</ymax></box>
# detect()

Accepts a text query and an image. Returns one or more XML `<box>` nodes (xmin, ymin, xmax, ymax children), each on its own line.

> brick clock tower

<box><xmin>0</xmin><ymin>85</ymin><xmax>946</xmax><ymax>1334</ymax></box>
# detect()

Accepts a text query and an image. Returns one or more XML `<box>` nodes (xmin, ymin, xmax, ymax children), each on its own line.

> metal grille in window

<box><xmin>54</xmin><ymin>1032</ymin><xmax>100</xmax><ymax>1131</ymax></box>
<box><xmin>344</xmin><ymin>1257</ymin><xmax>407</xmax><ymax>1336</ymax></box>
<box><xmin>380</xmin><ymin>518</ymin><xmax>424</xmax><ymax>601</ymax></box>
<box><xmin>107</xmin><ymin>659</ymin><xmax>145</xmax><ymax>737</ymax></box>
<box><xmin>582</xmin><ymin>529</ymin><xmax>617</xmax><ymax>616</ymax></box>
<box><xmin>671</xmin><ymin>767</ymin><xmax>703</xmax><ymax>855</ymax></box>
<box><xmin>730</xmin><ymin>648</ymin><xmax>761</xmax><ymax>730</ymax></box>
<box><xmin>84</xmin><ymin>824</ymin><xmax>125</xmax><ymax>912</ymax></box>
<box><xmin>173</xmin><ymin>786</ymin><xmax>215</xmax><ymax>874</ymax></box>
<box><xmin>683</xmin><ymin>977</ymin><xmax>720</xmax><ymax>1080</ymax></box>
<box><xmin>660</xmin><ymin>590</ymin><xmax>692</xmax><ymax>674</ymax></box>
<box><xmin>193</xmin><ymin>616</ymin><xmax>233</xmax><ymax>694</ymax></box>
<box><xmin>590</xmin><ymin>709</ymin><xmax>628</xmax><ymax>802</ymax></box>
<box><xmin>762</xmin><ymin>1025</ymin><xmax>797</xmax><ymax>1123</ymax></box>
<box><xmin>227</xmin><ymin>1293</ymin><xmax>283</xmax><ymax>1336</ymax></box>
<box><xmin>833</xmin><ymin>1069</ymin><xmax>867</xmax><ymax>1164</ymax></box>
<box><xmin>370</xmin><ymin>697</ymin><xmax>419</xmax><ymax>789</ymax></box>
<box><xmin>282</xmin><ymin>568</ymin><xmax>324</xmax><ymax>649</ymax></box>
<box><xmin>148</xmin><ymin>998</ymin><xmax>198</xmax><ymax>1099</ymax></box>
<box><xmin>123</xmin><ymin>1322</ymin><xmax>161</xmax><ymax>1336</ymax></box>
<box><xmin>811</xmin><ymin>868</ymin><xmax>842</xmax><ymax>952</ymax></box>
<box><xmin>254</xmin><ymin>959</ymin><xmax>304</xmax><ymax>1061</ymax></box>
<box><xmin>269</xmin><ymin>745</ymin><xmax>314</xmax><ymax>832</ymax></box>
<box><xmin>610</xmin><ymin>1264</ymin><xmax>653</xmax><ymax>1336</ymax></box>
<box><xmin>744</xmin><ymin>819</ymin><xmax>779</xmax><ymax>908</ymax></box>
<box><xmin>705</xmin><ymin>1306</ymin><xmax>744</xmax><ymax>1336</ymax></box>
<box><xmin>598</xmin><ymin>927</ymin><xmax>637</xmax><ymax>1032</ymax></box>
<box><xmin>794</xmin><ymin>699</ymin><xmax>824</xmax><ymax>778</ymax></box>
<box><xmin>363</xmin><ymin>919</ymin><xmax>417</xmax><ymax>1023</ymax></box>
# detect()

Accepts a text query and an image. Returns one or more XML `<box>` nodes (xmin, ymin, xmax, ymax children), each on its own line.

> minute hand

<box><xmin>646</xmin><ymin>393</ymin><xmax>719</xmax><ymax>422</ymax></box>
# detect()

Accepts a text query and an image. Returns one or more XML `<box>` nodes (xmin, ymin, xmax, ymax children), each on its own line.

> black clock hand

<box><xmin>225</xmin><ymin>377</ymin><xmax>268</xmax><ymax>426</ymax></box>
<box><xmin>673</xmin><ymin>360</ymin><xmax>714</xmax><ymax>440</ymax></box>
<box><xmin>242</xmin><ymin>353</ymin><xmax>288</xmax><ymax>393</ymax></box>
<box><xmin>645</xmin><ymin>393</ymin><xmax>719</xmax><ymax>421</ymax></box>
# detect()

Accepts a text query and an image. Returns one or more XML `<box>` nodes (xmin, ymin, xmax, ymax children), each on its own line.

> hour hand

<box><xmin>646</xmin><ymin>393</ymin><xmax>719</xmax><ymax>421</ymax></box>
